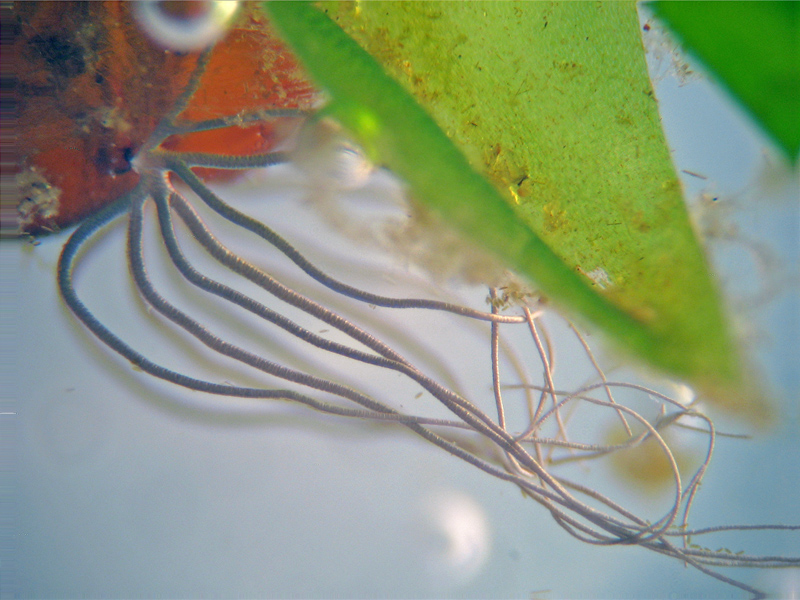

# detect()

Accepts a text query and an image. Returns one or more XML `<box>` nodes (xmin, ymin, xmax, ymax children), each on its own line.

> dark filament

<box><xmin>56</xmin><ymin>47</ymin><xmax>798</xmax><ymax>599</ymax></box>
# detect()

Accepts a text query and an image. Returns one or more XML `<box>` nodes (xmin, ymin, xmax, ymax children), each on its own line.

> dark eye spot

<box><xmin>29</xmin><ymin>33</ymin><xmax>86</xmax><ymax>78</ymax></box>
<box><xmin>95</xmin><ymin>145</ymin><xmax>135</xmax><ymax>175</ymax></box>
<box><xmin>121</xmin><ymin>147</ymin><xmax>135</xmax><ymax>172</ymax></box>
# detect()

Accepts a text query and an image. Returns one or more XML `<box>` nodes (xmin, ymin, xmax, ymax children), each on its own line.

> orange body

<box><xmin>12</xmin><ymin>2</ymin><xmax>316</xmax><ymax>234</ymax></box>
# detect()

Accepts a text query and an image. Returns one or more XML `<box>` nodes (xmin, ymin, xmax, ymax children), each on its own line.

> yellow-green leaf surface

<box><xmin>651</xmin><ymin>1</ymin><xmax>800</xmax><ymax>161</ymax></box>
<box><xmin>266</xmin><ymin>2</ymin><xmax>758</xmax><ymax>415</ymax></box>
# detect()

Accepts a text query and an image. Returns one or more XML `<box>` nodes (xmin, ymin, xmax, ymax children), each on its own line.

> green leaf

<box><xmin>264</xmin><ymin>2</ymin><xmax>760</xmax><ymax>416</ymax></box>
<box><xmin>650</xmin><ymin>1</ymin><xmax>800</xmax><ymax>161</ymax></box>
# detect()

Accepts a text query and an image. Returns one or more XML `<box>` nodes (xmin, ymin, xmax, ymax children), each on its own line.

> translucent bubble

<box><xmin>420</xmin><ymin>491</ymin><xmax>491</xmax><ymax>586</ymax></box>
<box><xmin>291</xmin><ymin>118</ymin><xmax>374</xmax><ymax>191</ymax></box>
<box><xmin>133</xmin><ymin>1</ymin><xmax>240</xmax><ymax>52</ymax></box>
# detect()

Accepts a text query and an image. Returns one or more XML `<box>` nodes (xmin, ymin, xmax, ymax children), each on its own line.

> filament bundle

<box><xmin>57</xmin><ymin>49</ymin><xmax>798</xmax><ymax>599</ymax></box>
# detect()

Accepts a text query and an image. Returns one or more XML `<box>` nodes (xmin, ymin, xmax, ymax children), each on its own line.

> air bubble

<box><xmin>291</xmin><ymin>118</ymin><xmax>373</xmax><ymax>191</ymax></box>
<box><xmin>133</xmin><ymin>1</ymin><xmax>240</xmax><ymax>52</ymax></box>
